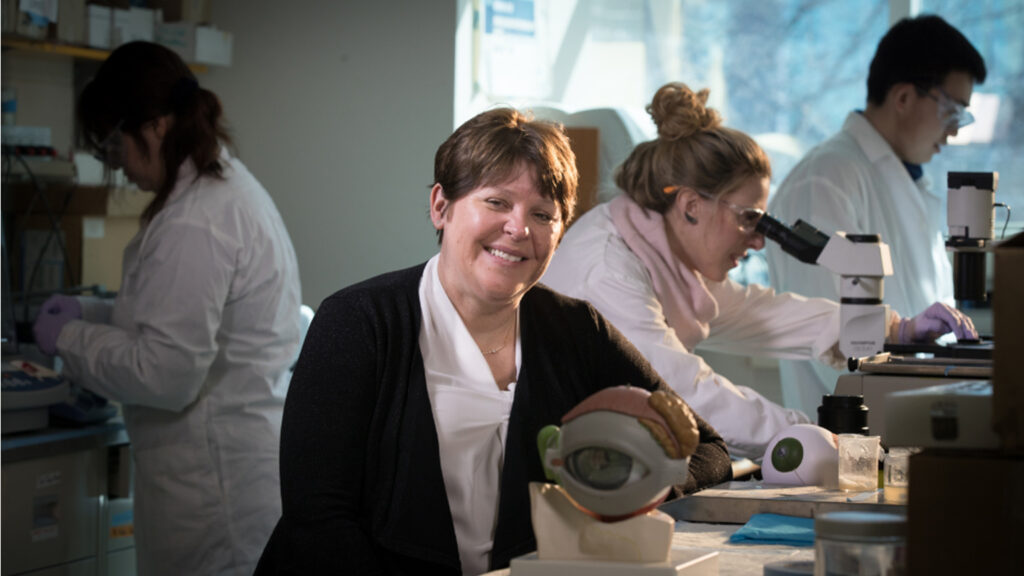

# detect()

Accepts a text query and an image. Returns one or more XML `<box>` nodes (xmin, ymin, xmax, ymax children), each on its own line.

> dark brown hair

<box><xmin>78</xmin><ymin>41</ymin><xmax>232</xmax><ymax>222</ymax></box>
<box><xmin>868</xmin><ymin>14</ymin><xmax>986</xmax><ymax>106</ymax></box>
<box><xmin>615</xmin><ymin>82</ymin><xmax>770</xmax><ymax>213</ymax></box>
<box><xmin>433</xmin><ymin>108</ymin><xmax>578</xmax><ymax>242</ymax></box>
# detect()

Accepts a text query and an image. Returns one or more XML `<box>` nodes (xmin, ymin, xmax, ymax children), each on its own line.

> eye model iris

<box><xmin>771</xmin><ymin>437</ymin><xmax>804</xmax><ymax>473</ymax></box>
<box><xmin>566</xmin><ymin>448</ymin><xmax>634</xmax><ymax>490</ymax></box>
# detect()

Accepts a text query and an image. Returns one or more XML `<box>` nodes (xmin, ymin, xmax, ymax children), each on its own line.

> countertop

<box><xmin>1</xmin><ymin>418</ymin><xmax>128</xmax><ymax>464</ymax></box>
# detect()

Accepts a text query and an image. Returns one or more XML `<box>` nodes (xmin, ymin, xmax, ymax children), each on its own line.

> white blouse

<box><xmin>418</xmin><ymin>255</ymin><xmax>521</xmax><ymax>575</ymax></box>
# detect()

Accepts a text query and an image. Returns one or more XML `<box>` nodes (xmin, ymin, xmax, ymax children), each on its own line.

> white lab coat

<box><xmin>542</xmin><ymin>203</ymin><xmax>845</xmax><ymax>459</ymax></box>
<box><xmin>56</xmin><ymin>150</ymin><xmax>302</xmax><ymax>576</ymax></box>
<box><xmin>766</xmin><ymin>112</ymin><xmax>954</xmax><ymax>417</ymax></box>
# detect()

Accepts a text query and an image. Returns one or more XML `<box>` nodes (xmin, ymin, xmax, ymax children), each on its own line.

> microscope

<box><xmin>792</xmin><ymin>172</ymin><xmax>1004</xmax><ymax>442</ymax></box>
<box><xmin>755</xmin><ymin>215</ymin><xmax>893</xmax><ymax>360</ymax></box>
<box><xmin>946</xmin><ymin>171</ymin><xmax>1000</xmax><ymax>304</ymax></box>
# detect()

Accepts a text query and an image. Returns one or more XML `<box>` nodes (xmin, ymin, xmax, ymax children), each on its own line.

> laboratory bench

<box><xmin>488</xmin><ymin>520</ymin><xmax>816</xmax><ymax>576</ymax></box>
<box><xmin>2</xmin><ymin>420</ymin><xmax>135</xmax><ymax>576</ymax></box>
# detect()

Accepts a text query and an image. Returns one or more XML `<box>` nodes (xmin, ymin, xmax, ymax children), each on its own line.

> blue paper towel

<box><xmin>728</xmin><ymin>513</ymin><xmax>815</xmax><ymax>546</ymax></box>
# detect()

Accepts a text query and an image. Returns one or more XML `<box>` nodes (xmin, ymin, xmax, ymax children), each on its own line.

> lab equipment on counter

<box><xmin>50</xmin><ymin>385</ymin><xmax>118</xmax><ymax>425</ymax></box>
<box><xmin>813</xmin><ymin>511</ymin><xmax>906</xmax><ymax>576</ymax></box>
<box><xmin>661</xmin><ymin>482</ymin><xmax>903</xmax><ymax>525</ymax></box>
<box><xmin>755</xmin><ymin>214</ymin><xmax>893</xmax><ymax>359</ymax></box>
<box><xmin>836</xmin><ymin>352</ymin><xmax>991</xmax><ymax>441</ymax></box>
<box><xmin>761</xmin><ymin>424</ymin><xmax>838</xmax><ymax>487</ymax></box>
<box><xmin>2</xmin><ymin>359</ymin><xmax>70</xmax><ymax>434</ymax></box>
<box><xmin>945</xmin><ymin>171</ymin><xmax>1005</xmax><ymax>303</ymax></box>
<box><xmin>883</xmin><ymin>380</ymin><xmax>998</xmax><ymax>449</ymax></box>
<box><xmin>817</xmin><ymin>395</ymin><xmax>869</xmax><ymax>435</ymax></box>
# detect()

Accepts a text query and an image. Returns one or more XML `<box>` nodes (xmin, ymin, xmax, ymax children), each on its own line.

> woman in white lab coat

<box><xmin>542</xmin><ymin>82</ymin><xmax>975</xmax><ymax>459</ymax></box>
<box><xmin>31</xmin><ymin>42</ymin><xmax>302</xmax><ymax>575</ymax></box>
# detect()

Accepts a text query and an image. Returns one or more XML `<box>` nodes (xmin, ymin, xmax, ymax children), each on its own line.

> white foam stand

<box><xmin>509</xmin><ymin>548</ymin><xmax>720</xmax><ymax>576</ymax></box>
<box><xmin>512</xmin><ymin>483</ymin><xmax>719</xmax><ymax>575</ymax></box>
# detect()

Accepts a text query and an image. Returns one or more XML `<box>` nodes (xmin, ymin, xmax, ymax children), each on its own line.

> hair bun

<box><xmin>646</xmin><ymin>82</ymin><xmax>722</xmax><ymax>141</ymax></box>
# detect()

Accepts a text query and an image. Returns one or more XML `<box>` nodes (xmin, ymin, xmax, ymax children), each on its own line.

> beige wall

<box><xmin>204</xmin><ymin>0</ymin><xmax>458</xmax><ymax>308</ymax></box>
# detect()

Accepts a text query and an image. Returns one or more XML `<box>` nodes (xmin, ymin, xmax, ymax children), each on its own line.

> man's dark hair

<box><xmin>867</xmin><ymin>14</ymin><xmax>986</xmax><ymax>105</ymax></box>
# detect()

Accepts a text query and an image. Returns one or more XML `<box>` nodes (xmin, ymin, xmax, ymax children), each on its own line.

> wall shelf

<box><xmin>1</xmin><ymin>35</ymin><xmax>208</xmax><ymax>73</ymax></box>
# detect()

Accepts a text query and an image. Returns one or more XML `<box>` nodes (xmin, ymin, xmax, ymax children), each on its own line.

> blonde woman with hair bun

<box><xmin>543</xmin><ymin>82</ymin><xmax>846</xmax><ymax>459</ymax></box>
<box><xmin>545</xmin><ymin>81</ymin><xmax>970</xmax><ymax>458</ymax></box>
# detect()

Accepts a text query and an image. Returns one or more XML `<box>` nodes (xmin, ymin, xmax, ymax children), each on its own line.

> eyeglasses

<box><xmin>918</xmin><ymin>86</ymin><xmax>974</xmax><ymax>129</ymax></box>
<box><xmin>91</xmin><ymin>120</ymin><xmax>124</xmax><ymax>164</ymax></box>
<box><xmin>663</xmin><ymin>185</ymin><xmax>765</xmax><ymax>233</ymax></box>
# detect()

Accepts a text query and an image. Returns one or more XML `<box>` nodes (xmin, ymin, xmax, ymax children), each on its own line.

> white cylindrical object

<box><xmin>947</xmin><ymin>185</ymin><xmax>995</xmax><ymax>240</ymax></box>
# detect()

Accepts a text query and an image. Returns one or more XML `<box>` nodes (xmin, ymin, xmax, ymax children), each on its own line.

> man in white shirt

<box><xmin>766</xmin><ymin>15</ymin><xmax>987</xmax><ymax>416</ymax></box>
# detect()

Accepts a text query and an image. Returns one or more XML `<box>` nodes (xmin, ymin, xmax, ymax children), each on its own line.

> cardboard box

<box><xmin>82</xmin><ymin>216</ymin><xmax>137</xmax><ymax>291</ymax></box>
<box><xmin>149</xmin><ymin>0</ymin><xmax>211</xmax><ymax>24</ymax></box>
<box><xmin>13</xmin><ymin>215</ymin><xmax>83</xmax><ymax>294</ymax></box>
<box><xmin>194</xmin><ymin>25</ymin><xmax>231</xmax><ymax>66</ymax></box>
<box><xmin>87</xmin><ymin>4</ymin><xmax>112</xmax><ymax>48</ymax></box>
<box><xmin>112</xmin><ymin>6</ymin><xmax>156</xmax><ymax>45</ymax></box>
<box><xmin>565</xmin><ymin>127</ymin><xmax>599</xmax><ymax>224</ymax></box>
<box><xmin>2</xmin><ymin>184</ymin><xmax>108</xmax><ymax>215</ymax></box>
<box><xmin>993</xmin><ymin>231</ymin><xmax>1024</xmax><ymax>451</ymax></box>
<box><xmin>3</xmin><ymin>184</ymin><xmax>105</xmax><ymax>292</ymax></box>
<box><xmin>57</xmin><ymin>0</ymin><xmax>87</xmax><ymax>44</ymax></box>
<box><xmin>907</xmin><ymin>450</ymin><xmax>1024</xmax><ymax>575</ymax></box>
<box><xmin>3</xmin><ymin>185</ymin><xmax>150</xmax><ymax>293</ymax></box>
<box><xmin>80</xmin><ymin>188</ymin><xmax>151</xmax><ymax>291</ymax></box>
<box><xmin>155</xmin><ymin>20</ymin><xmax>195</xmax><ymax>62</ymax></box>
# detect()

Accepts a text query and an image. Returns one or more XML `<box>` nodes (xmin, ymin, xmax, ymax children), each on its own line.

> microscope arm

<box><xmin>757</xmin><ymin>214</ymin><xmax>893</xmax><ymax>277</ymax></box>
<box><xmin>757</xmin><ymin>213</ymin><xmax>894</xmax><ymax>359</ymax></box>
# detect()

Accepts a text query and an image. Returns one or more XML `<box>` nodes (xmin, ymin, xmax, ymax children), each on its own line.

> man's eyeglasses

<box><xmin>91</xmin><ymin>120</ymin><xmax>124</xmax><ymax>164</ymax></box>
<box><xmin>918</xmin><ymin>86</ymin><xmax>974</xmax><ymax>129</ymax></box>
<box><xmin>663</xmin><ymin>186</ymin><xmax>765</xmax><ymax>233</ymax></box>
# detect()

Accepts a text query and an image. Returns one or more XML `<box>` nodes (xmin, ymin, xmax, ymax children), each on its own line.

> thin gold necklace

<box><xmin>484</xmin><ymin>312</ymin><xmax>517</xmax><ymax>355</ymax></box>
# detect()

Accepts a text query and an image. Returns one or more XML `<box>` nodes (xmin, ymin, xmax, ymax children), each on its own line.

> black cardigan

<box><xmin>256</xmin><ymin>263</ymin><xmax>731</xmax><ymax>575</ymax></box>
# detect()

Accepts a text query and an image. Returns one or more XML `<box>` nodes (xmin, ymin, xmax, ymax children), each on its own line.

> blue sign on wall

<box><xmin>485</xmin><ymin>0</ymin><xmax>535</xmax><ymax>37</ymax></box>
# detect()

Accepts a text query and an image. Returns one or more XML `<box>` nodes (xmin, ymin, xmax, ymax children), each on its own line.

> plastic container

<box><xmin>814</xmin><ymin>511</ymin><xmax>906</xmax><ymax>576</ymax></box>
<box><xmin>817</xmin><ymin>395</ymin><xmax>869</xmax><ymax>435</ymax></box>
<box><xmin>882</xmin><ymin>448</ymin><xmax>912</xmax><ymax>503</ymax></box>
<box><xmin>837</xmin><ymin>434</ymin><xmax>880</xmax><ymax>492</ymax></box>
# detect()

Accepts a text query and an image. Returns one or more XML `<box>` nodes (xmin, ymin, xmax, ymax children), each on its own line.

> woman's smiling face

<box><xmin>431</xmin><ymin>165</ymin><xmax>564</xmax><ymax>311</ymax></box>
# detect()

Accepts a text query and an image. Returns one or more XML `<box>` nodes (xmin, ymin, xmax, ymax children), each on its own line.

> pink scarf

<box><xmin>608</xmin><ymin>195</ymin><xmax>719</xmax><ymax>351</ymax></box>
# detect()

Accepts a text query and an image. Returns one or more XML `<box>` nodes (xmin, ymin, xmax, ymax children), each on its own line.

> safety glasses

<box><xmin>91</xmin><ymin>119</ymin><xmax>124</xmax><ymax>164</ymax></box>
<box><xmin>663</xmin><ymin>185</ymin><xmax>765</xmax><ymax>233</ymax></box>
<box><xmin>918</xmin><ymin>86</ymin><xmax>974</xmax><ymax>129</ymax></box>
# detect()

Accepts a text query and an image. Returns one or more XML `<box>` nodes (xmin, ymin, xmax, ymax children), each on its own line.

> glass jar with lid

<box><xmin>814</xmin><ymin>511</ymin><xmax>906</xmax><ymax>576</ymax></box>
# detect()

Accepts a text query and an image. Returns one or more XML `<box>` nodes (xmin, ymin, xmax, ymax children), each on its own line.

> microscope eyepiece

<box><xmin>754</xmin><ymin>212</ymin><xmax>788</xmax><ymax>240</ymax></box>
<box><xmin>756</xmin><ymin>214</ymin><xmax>829</xmax><ymax>264</ymax></box>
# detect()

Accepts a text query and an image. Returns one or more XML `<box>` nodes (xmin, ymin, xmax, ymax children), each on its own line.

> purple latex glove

<box><xmin>32</xmin><ymin>295</ymin><xmax>83</xmax><ymax>355</ymax></box>
<box><xmin>897</xmin><ymin>302</ymin><xmax>978</xmax><ymax>343</ymax></box>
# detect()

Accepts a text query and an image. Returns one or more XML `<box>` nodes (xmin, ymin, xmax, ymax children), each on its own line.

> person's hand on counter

<box><xmin>32</xmin><ymin>295</ymin><xmax>82</xmax><ymax>355</ymax></box>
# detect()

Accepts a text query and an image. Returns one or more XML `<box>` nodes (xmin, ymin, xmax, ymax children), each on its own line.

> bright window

<box><xmin>468</xmin><ymin>0</ymin><xmax>1023</xmax><ymax>286</ymax></box>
